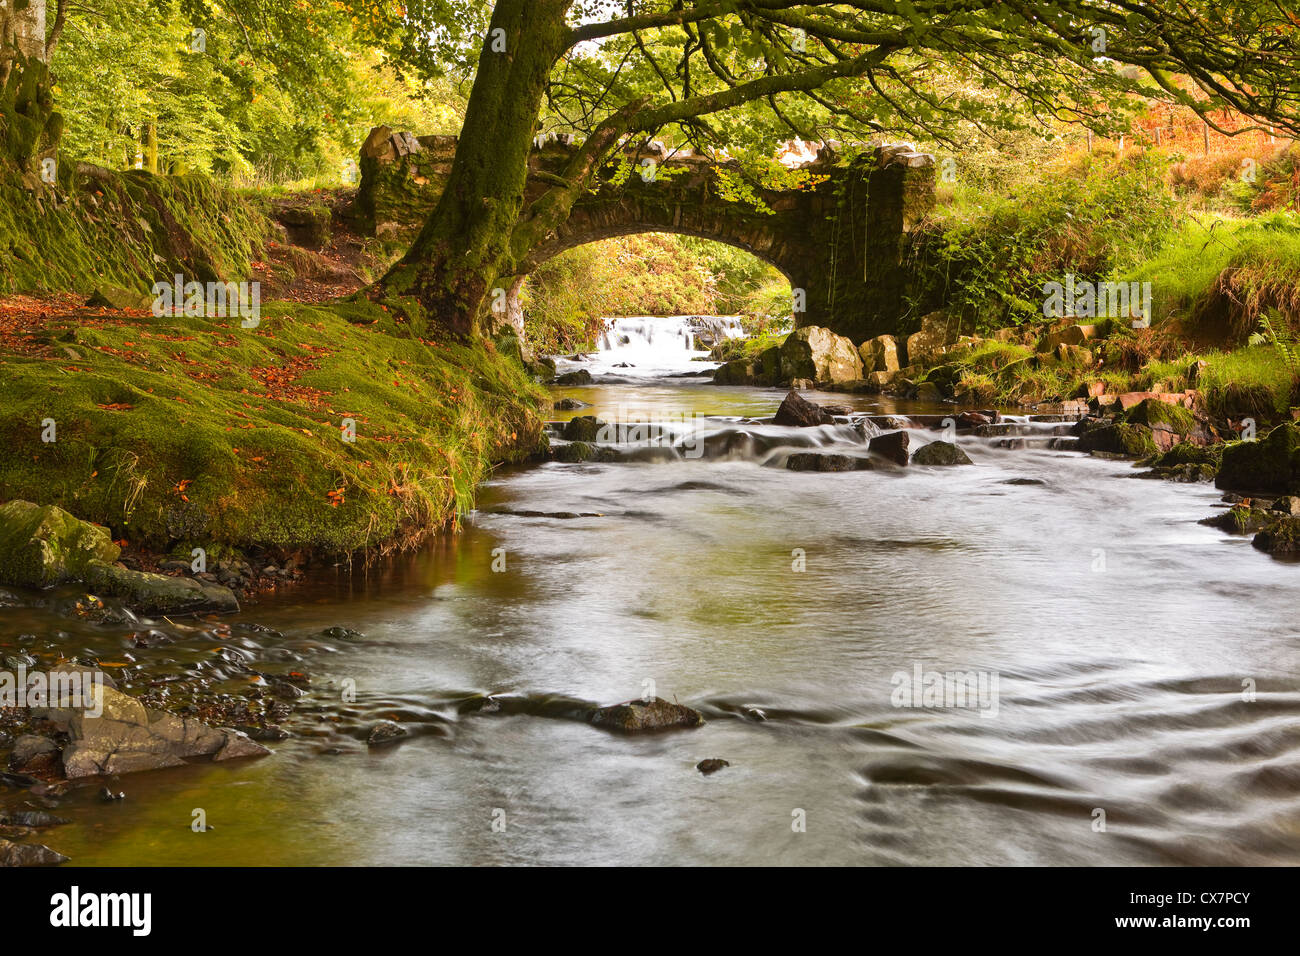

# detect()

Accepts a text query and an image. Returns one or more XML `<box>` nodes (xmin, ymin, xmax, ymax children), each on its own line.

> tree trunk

<box><xmin>144</xmin><ymin>122</ymin><xmax>158</xmax><ymax>173</ymax></box>
<box><xmin>376</xmin><ymin>0</ymin><xmax>574</xmax><ymax>337</ymax></box>
<box><xmin>0</xmin><ymin>0</ymin><xmax>61</xmax><ymax>188</ymax></box>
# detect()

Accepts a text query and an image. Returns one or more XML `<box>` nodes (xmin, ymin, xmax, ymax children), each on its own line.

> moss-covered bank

<box><xmin>0</xmin><ymin>299</ymin><xmax>547</xmax><ymax>555</ymax></box>
<box><xmin>0</xmin><ymin>165</ymin><xmax>272</xmax><ymax>297</ymax></box>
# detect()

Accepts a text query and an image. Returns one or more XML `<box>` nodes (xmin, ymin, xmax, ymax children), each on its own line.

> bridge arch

<box><xmin>356</xmin><ymin>128</ymin><xmax>936</xmax><ymax>344</ymax></box>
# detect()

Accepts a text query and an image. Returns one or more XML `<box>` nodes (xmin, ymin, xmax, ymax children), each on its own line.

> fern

<box><xmin>1256</xmin><ymin>310</ymin><xmax>1300</xmax><ymax>380</ymax></box>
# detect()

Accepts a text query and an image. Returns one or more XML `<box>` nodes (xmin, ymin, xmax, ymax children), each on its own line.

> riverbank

<box><xmin>0</xmin><ymin>297</ymin><xmax>548</xmax><ymax>565</ymax></box>
<box><xmin>7</xmin><ymin>364</ymin><xmax>1299</xmax><ymax>867</ymax></box>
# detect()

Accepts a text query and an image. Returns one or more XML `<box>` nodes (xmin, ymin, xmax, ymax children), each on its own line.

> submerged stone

<box><xmin>589</xmin><ymin>697</ymin><xmax>704</xmax><ymax>734</ymax></box>
<box><xmin>786</xmin><ymin>453</ymin><xmax>874</xmax><ymax>472</ymax></box>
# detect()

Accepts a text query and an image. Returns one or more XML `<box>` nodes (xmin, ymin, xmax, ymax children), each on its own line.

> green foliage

<box><xmin>50</xmin><ymin>0</ymin><xmax>466</xmax><ymax>184</ymax></box>
<box><xmin>1252</xmin><ymin>311</ymin><xmax>1300</xmax><ymax>381</ymax></box>
<box><xmin>1124</xmin><ymin>212</ymin><xmax>1300</xmax><ymax>337</ymax></box>
<box><xmin>0</xmin><ymin>166</ymin><xmax>270</xmax><ymax>296</ymax></box>
<box><xmin>709</xmin><ymin>329</ymin><xmax>788</xmax><ymax>364</ymax></box>
<box><xmin>929</xmin><ymin>154</ymin><xmax>1177</xmax><ymax>332</ymax></box>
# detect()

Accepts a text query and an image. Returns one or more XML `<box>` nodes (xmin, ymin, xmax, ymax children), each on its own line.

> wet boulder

<box><xmin>859</xmin><ymin>334</ymin><xmax>901</xmax><ymax>373</ymax></box>
<box><xmin>1074</xmin><ymin>421</ymin><xmax>1158</xmax><ymax>458</ymax></box>
<box><xmin>31</xmin><ymin>684</ymin><xmax>270</xmax><ymax>778</ymax></box>
<box><xmin>0</xmin><ymin>501</ymin><xmax>120</xmax><ymax>589</ymax></box>
<box><xmin>366</xmin><ymin>722</ymin><xmax>408</xmax><ymax>748</ymax></box>
<box><xmin>711</xmin><ymin>357</ymin><xmax>755</xmax><ymax>386</ymax></box>
<box><xmin>562</xmin><ymin>415</ymin><xmax>605</xmax><ymax>441</ymax></box>
<box><xmin>7</xmin><ymin>735</ymin><xmax>59</xmax><ymax>775</ymax></box>
<box><xmin>1252</xmin><ymin>515</ymin><xmax>1300</xmax><ymax>554</ymax></box>
<box><xmin>1123</xmin><ymin>398</ymin><xmax>1211</xmax><ymax>451</ymax></box>
<box><xmin>913</xmin><ymin>381</ymin><xmax>944</xmax><ymax>404</ymax></box>
<box><xmin>779</xmin><ymin>327</ymin><xmax>863</xmax><ymax>384</ymax></box>
<box><xmin>554</xmin><ymin>369</ymin><xmax>592</xmax><ymax>386</ymax></box>
<box><xmin>589</xmin><ymin>697</ymin><xmax>704</xmax><ymax>733</ymax></box>
<box><xmin>1216</xmin><ymin>423</ymin><xmax>1300</xmax><ymax>495</ymax></box>
<box><xmin>868</xmin><ymin>430</ymin><xmax>911</xmax><ymax>466</ymax></box>
<box><xmin>0</xmin><ymin>839</ymin><xmax>68</xmax><ymax>867</ymax></box>
<box><xmin>550</xmin><ymin>441</ymin><xmax>622</xmax><ymax>463</ymax></box>
<box><xmin>772</xmin><ymin>389</ymin><xmax>834</xmax><ymax>427</ymax></box>
<box><xmin>82</xmin><ymin>563</ymin><xmax>238</xmax><ymax>615</ymax></box>
<box><xmin>697</xmin><ymin>759</ymin><xmax>730</xmax><ymax>775</ymax></box>
<box><xmin>1198</xmin><ymin>505</ymin><xmax>1275</xmax><ymax>535</ymax></box>
<box><xmin>911</xmin><ymin>441</ymin><xmax>973</xmax><ymax>466</ymax></box>
<box><xmin>1144</xmin><ymin>441</ymin><xmax>1221</xmax><ymax>482</ymax></box>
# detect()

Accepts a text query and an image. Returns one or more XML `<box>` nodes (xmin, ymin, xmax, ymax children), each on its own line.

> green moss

<box><xmin>1155</xmin><ymin>441</ymin><xmax>1222</xmax><ymax>468</ymax></box>
<box><xmin>0</xmin><ymin>301</ymin><xmax>547</xmax><ymax>555</ymax></box>
<box><xmin>1215</xmin><ymin>423</ymin><xmax>1300</xmax><ymax>494</ymax></box>
<box><xmin>0</xmin><ymin>500</ymin><xmax>121</xmax><ymax>588</ymax></box>
<box><xmin>1124</xmin><ymin>398</ymin><xmax>1196</xmax><ymax>433</ymax></box>
<box><xmin>1076</xmin><ymin>421</ymin><xmax>1159</xmax><ymax>457</ymax></box>
<box><xmin>0</xmin><ymin>167</ymin><xmax>271</xmax><ymax>298</ymax></box>
<box><xmin>1252</xmin><ymin>515</ymin><xmax>1300</xmax><ymax>554</ymax></box>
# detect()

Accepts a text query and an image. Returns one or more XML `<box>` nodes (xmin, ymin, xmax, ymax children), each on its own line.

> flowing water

<box><xmin>4</xmin><ymin>316</ymin><xmax>1299</xmax><ymax>866</ymax></box>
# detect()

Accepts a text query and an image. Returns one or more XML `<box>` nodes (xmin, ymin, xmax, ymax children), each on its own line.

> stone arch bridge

<box><xmin>355</xmin><ymin>127</ymin><xmax>936</xmax><ymax>344</ymax></box>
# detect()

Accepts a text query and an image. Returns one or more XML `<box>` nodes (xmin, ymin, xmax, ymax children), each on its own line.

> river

<box><xmin>5</xmin><ymin>315</ymin><xmax>1299</xmax><ymax>866</ymax></box>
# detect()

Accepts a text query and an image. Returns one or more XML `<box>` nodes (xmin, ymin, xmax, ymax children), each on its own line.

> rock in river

<box><xmin>0</xmin><ymin>839</ymin><xmax>68</xmax><ymax>867</ymax></box>
<box><xmin>786</xmin><ymin>453</ymin><xmax>874</xmax><ymax>472</ymax></box>
<box><xmin>83</xmin><ymin>563</ymin><xmax>238</xmax><ymax>615</ymax></box>
<box><xmin>555</xmin><ymin>369</ymin><xmax>593</xmax><ymax>386</ymax></box>
<box><xmin>868</xmin><ymin>430</ymin><xmax>911</xmax><ymax>466</ymax></box>
<box><xmin>366</xmin><ymin>721</ymin><xmax>408</xmax><ymax>747</ymax></box>
<box><xmin>1216</xmin><ymin>423</ymin><xmax>1300</xmax><ymax>494</ymax></box>
<box><xmin>772</xmin><ymin>389</ymin><xmax>834</xmax><ymax>427</ymax></box>
<box><xmin>589</xmin><ymin>697</ymin><xmax>704</xmax><ymax>733</ymax></box>
<box><xmin>697</xmin><ymin>758</ymin><xmax>730</xmax><ymax>775</ymax></box>
<box><xmin>912</xmin><ymin>441</ymin><xmax>973</xmax><ymax>466</ymax></box>
<box><xmin>0</xmin><ymin>500</ymin><xmax>120</xmax><ymax>588</ymax></box>
<box><xmin>31</xmin><ymin>683</ymin><xmax>270</xmax><ymax>778</ymax></box>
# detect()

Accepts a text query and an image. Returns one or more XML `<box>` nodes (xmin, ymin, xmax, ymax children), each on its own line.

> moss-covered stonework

<box><xmin>357</xmin><ymin>130</ymin><xmax>935</xmax><ymax>341</ymax></box>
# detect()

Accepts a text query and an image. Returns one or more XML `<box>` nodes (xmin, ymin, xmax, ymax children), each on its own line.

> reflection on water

<box><xmin>9</xmin><ymin>318</ymin><xmax>1300</xmax><ymax>866</ymax></box>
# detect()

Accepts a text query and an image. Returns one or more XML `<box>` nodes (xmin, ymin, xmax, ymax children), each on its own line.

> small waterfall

<box><xmin>574</xmin><ymin>315</ymin><xmax>744</xmax><ymax>376</ymax></box>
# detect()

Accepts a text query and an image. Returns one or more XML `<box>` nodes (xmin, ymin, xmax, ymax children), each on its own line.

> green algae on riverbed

<box><xmin>0</xmin><ymin>299</ymin><xmax>548</xmax><ymax>554</ymax></box>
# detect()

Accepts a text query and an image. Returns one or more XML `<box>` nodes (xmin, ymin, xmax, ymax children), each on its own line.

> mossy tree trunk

<box><xmin>376</xmin><ymin>0</ymin><xmax>577</xmax><ymax>337</ymax></box>
<box><xmin>0</xmin><ymin>0</ymin><xmax>61</xmax><ymax>189</ymax></box>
